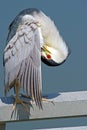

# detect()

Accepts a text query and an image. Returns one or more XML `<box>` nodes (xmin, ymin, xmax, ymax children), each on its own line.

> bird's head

<box><xmin>32</xmin><ymin>10</ymin><xmax>70</xmax><ymax>66</ymax></box>
<box><xmin>29</xmin><ymin>9</ymin><xmax>70</xmax><ymax>66</ymax></box>
<box><xmin>41</xmin><ymin>44</ymin><xmax>70</xmax><ymax>66</ymax></box>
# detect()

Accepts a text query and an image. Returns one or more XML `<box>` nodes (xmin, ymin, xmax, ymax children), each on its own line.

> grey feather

<box><xmin>4</xmin><ymin>13</ymin><xmax>43</xmax><ymax>108</ymax></box>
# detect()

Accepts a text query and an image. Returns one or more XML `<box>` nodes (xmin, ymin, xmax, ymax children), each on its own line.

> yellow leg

<box><xmin>41</xmin><ymin>97</ymin><xmax>54</xmax><ymax>104</ymax></box>
<box><xmin>11</xmin><ymin>79</ymin><xmax>30</xmax><ymax>117</ymax></box>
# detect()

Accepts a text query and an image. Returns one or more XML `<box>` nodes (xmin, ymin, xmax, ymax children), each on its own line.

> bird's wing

<box><xmin>4</xmin><ymin>16</ymin><xmax>43</xmax><ymax>108</ymax></box>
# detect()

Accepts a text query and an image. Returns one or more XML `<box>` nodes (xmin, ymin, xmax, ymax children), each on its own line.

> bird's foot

<box><xmin>42</xmin><ymin>96</ymin><xmax>54</xmax><ymax>104</ymax></box>
<box><xmin>20</xmin><ymin>93</ymin><xmax>33</xmax><ymax>108</ymax></box>
<box><xmin>12</xmin><ymin>97</ymin><xmax>30</xmax><ymax>112</ymax></box>
<box><xmin>20</xmin><ymin>94</ymin><xmax>54</xmax><ymax>108</ymax></box>
<box><xmin>11</xmin><ymin>96</ymin><xmax>31</xmax><ymax>118</ymax></box>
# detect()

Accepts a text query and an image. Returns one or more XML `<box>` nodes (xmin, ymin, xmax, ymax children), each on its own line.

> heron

<box><xmin>3</xmin><ymin>8</ymin><xmax>70</xmax><ymax>111</ymax></box>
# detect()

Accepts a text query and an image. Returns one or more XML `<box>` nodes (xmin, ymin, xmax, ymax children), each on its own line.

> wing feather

<box><xmin>27</xmin><ymin>61</ymin><xmax>31</xmax><ymax>96</ymax></box>
<box><xmin>25</xmin><ymin>59</ymin><xmax>29</xmax><ymax>95</ymax></box>
<box><xmin>4</xmin><ymin>15</ymin><xmax>43</xmax><ymax>108</ymax></box>
<box><xmin>30</xmin><ymin>60</ymin><xmax>34</xmax><ymax>99</ymax></box>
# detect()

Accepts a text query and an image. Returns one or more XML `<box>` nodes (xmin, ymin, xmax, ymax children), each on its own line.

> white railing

<box><xmin>35</xmin><ymin>126</ymin><xmax>87</xmax><ymax>130</ymax></box>
<box><xmin>0</xmin><ymin>91</ymin><xmax>87</xmax><ymax>130</ymax></box>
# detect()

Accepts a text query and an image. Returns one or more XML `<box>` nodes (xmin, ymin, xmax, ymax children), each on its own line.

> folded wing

<box><xmin>3</xmin><ymin>15</ymin><xmax>43</xmax><ymax>108</ymax></box>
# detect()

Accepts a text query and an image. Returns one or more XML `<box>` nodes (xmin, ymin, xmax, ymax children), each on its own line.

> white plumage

<box><xmin>3</xmin><ymin>8</ymin><xmax>69</xmax><ymax>109</ymax></box>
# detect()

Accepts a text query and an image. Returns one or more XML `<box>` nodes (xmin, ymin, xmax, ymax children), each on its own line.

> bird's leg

<box><xmin>21</xmin><ymin>94</ymin><xmax>54</xmax><ymax>105</ymax></box>
<box><xmin>12</xmin><ymin>79</ymin><xmax>30</xmax><ymax>115</ymax></box>
<box><xmin>41</xmin><ymin>96</ymin><xmax>54</xmax><ymax>104</ymax></box>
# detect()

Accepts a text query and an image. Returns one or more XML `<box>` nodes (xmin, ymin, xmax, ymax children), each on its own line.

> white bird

<box><xmin>3</xmin><ymin>8</ymin><xmax>69</xmax><ymax>110</ymax></box>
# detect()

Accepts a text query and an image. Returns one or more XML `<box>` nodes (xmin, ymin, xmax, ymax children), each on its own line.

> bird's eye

<box><xmin>46</xmin><ymin>54</ymin><xmax>51</xmax><ymax>59</ymax></box>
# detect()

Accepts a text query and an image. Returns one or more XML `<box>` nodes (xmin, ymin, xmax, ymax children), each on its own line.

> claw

<box><xmin>10</xmin><ymin>78</ymin><xmax>33</xmax><ymax>119</ymax></box>
<box><xmin>20</xmin><ymin>94</ymin><xmax>34</xmax><ymax>109</ymax></box>
<box><xmin>42</xmin><ymin>96</ymin><xmax>54</xmax><ymax>105</ymax></box>
<box><xmin>11</xmin><ymin>96</ymin><xmax>31</xmax><ymax>119</ymax></box>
